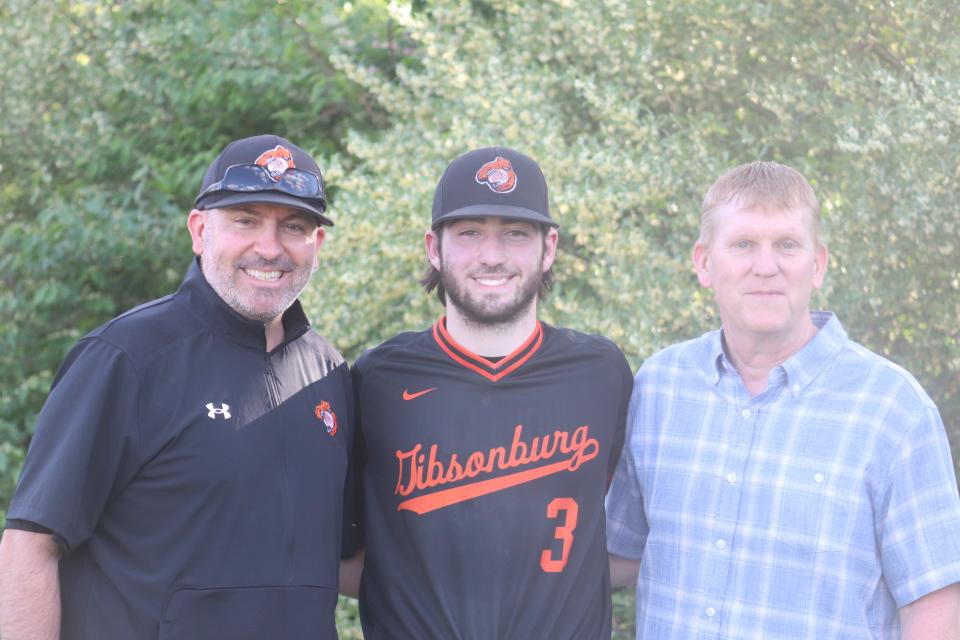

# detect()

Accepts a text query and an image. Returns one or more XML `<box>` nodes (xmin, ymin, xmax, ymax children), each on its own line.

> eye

<box><xmin>733</xmin><ymin>239</ymin><xmax>751</xmax><ymax>250</ymax></box>
<box><xmin>284</xmin><ymin>222</ymin><xmax>308</xmax><ymax>234</ymax></box>
<box><xmin>780</xmin><ymin>239</ymin><xmax>799</xmax><ymax>250</ymax></box>
<box><xmin>234</xmin><ymin>216</ymin><xmax>256</xmax><ymax>227</ymax></box>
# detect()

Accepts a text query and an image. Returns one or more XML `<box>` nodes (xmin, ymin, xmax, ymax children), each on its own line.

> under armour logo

<box><xmin>206</xmin><ymin>402</ymin><xmax>231</xmax><ymax>419</ymax></box>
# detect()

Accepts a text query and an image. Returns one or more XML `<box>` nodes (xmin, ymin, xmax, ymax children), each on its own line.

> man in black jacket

<box><xmin>0</xmin><ymin>134</ymin><xmax>353</xmax><ymax>640</ymax></box>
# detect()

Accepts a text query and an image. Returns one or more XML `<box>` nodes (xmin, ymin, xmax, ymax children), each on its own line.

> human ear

<box><xmin>187</xmin><ymin>209</ymin><xmax>208</xmax><ymax>256</ymax></box>
<box><xmin>692</xmin><ymin>241</ymin><xmax>712</xmax><ymax>288</ymax></box>
<box><xmin>424</xmin><ymin>229</ymin><xmax>442</xmax><ymax>270</ymax></box>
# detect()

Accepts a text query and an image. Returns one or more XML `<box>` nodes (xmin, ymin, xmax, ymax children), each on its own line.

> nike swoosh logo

<box><xmin>403</xmin><ymin>387</ymin><xmax>437</xmax><ymax>401</ymax></box>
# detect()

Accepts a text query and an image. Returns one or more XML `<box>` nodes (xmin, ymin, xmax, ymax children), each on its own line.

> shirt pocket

<box><xmin>159</xmin><ymin>585</ymin><xmax>338</xmax><ymax>640</ymax></box>
<box><xmin>771</xmin><ymin>468</ymin><xmax>846</xmax><ymax>556</ymax></box>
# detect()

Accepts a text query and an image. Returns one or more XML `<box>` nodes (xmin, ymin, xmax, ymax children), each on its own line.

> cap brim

<box><xmin>198</xmin><ymin>191</ymin><xmax>333</xmax><ymax>227</ymax></box>
<box><xmin>432</xmin><ymin>204</ymin><xmax>559</xmax><ymax>229</ymax></box>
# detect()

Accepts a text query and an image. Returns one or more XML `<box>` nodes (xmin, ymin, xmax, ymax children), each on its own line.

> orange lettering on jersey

<box><xmin>393</xmin><ymin>424</ymin><xmax>599</xmax><ymax>514</ymax></box>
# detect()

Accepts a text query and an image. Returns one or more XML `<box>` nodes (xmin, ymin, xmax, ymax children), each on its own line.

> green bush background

<box><xmin>2</xmin><ymin>1</ymin><xmax>958</xmax><ymax>636</ymax></box>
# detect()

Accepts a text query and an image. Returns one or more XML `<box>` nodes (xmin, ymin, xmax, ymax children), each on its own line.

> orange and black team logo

<box><xmin>475</xmin><ymin>156</ymin><xmax>517</xmax><ymax>193</ymax></box>
<box><xmin>315</xmin><ymin>401</ymin><xmax>338</xmax><ymax>436</ymax></box>
<box><xmin>255</xmin><ymin>145</ymin><xmax>296</xmax><ymax>182</ymax></box>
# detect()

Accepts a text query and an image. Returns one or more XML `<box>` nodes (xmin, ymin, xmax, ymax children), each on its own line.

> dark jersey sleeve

<box><xmin>607</xmin><ymin>348</ymin><xmax>634</xmax><ymax>486</ymax></box>
<box><xmin>3</xmin><ymin>520</ymin><xmax>68</xmax><ymax>554</ymax></box>
<box><xmin>6</xmin><ymin>338</ymin><xmax>143</xmax><ymax>551</ymax></box>
<box><xmin>340</xmin><ymin>357</ymin><xmax>367</xmax><ymax>558</ymax></box>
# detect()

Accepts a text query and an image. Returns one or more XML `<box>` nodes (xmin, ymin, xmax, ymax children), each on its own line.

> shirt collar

<box><xmin>780</xmin><ymin>311</ymin><xmax>846</xmax><ymax>396</ymax></box>
<box><xmin>174</xmin><ymin>257</ymin><xmax>310</xmax><ymax>351</ymax></box>
<box><xmin>705</xmin><ymin>311</ymin><xmax>847</xmax><ymax>394</ymax></box>
<box><xmin>705</xmin><ymin>329</ymin><xmax>729</xmax><ymax>385</ymax></box>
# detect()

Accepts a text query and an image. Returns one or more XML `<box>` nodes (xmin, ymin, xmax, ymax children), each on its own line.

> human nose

<box><xmin>476</xmin><ymin>234</ymin><xmax>507</xmax><ymax>266</ymax></box>
<box><xmin>252</xmin><ymin>222</ymin><xmax>283</xmax><ymax>259</ymax></box>
<box><xmin>752</xmin><ymin>244</ymin><xmax>779</xmax><ymax>276</ymax></box>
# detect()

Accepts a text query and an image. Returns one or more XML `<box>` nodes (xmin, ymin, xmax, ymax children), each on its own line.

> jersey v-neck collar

<box><xmin>431</xmin><ymin>316</ymin><xmax>544</xmax><ymax>382</ymax></box>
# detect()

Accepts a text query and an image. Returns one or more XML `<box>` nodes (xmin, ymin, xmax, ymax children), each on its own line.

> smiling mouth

<box><xmin>475</xmin><ymin>276</ymin><xmax>512</xmax><ymax>286</ymax></box>
<box><xmin>243</xmin><ymin>268</ymin><xmax>284</xmax><ymax>282</ymax></box>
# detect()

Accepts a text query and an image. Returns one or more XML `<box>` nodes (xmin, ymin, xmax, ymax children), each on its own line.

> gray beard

<box><xmin>201</xmin><ymin>247</ymin><xmax>308</xmax><ymax>324</ymax></box>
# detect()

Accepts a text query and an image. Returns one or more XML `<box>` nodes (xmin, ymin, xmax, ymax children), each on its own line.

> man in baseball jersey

<box><xmin>0</xmin><ymin>134</ymin><xmax>353</xmax><ymax>639</ymax></box>
<box><xmin>606</xmin><ymin>161</ymin><xmax>960</xmax><ymax>638</ymax></box>
<box><xmin>342</xmin><ymin>146</ymin><xmax>632</xmax><ymax>639</ymax></box>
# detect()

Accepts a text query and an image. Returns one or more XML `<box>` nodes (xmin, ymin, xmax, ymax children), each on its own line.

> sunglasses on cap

<box><xmin>197</xmin><ymin>164</ymin><xmax>326</xmax><ymax>210</ymax></box>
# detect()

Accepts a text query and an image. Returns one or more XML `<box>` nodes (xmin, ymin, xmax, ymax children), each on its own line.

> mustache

<box><xmin>468</xmin><ymin>267</ymin><xmax>516</xmax><ymax>277</ymax></box>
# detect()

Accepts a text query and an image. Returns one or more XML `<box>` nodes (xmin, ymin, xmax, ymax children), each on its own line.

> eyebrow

<box><xmin>226</xmin><ymin>205</ymin><xmax>263</xmax><ymax>217</ymax></box>
<box><xmin>226</xmin><ymin>206</ymin><xmax>314</xmax><ymax>225</ymax></box>
<box><xmin>451</xmin><ymin>217</ymin><xmax>536</xmax><ymax>229</ymax></box>
<box><xmin>285</xmin><ymin>214</ymin><xmax>319</xmax><ymax>230</ymax></box>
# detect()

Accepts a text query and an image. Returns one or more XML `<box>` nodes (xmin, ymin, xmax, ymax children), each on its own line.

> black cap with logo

<box><xmin>194</xmin><ymin>134</ymin><xmax>333</xmax><ymax>226</ymax></box>
<box><xmin>431</xmin><ymin>146</ymin><xmax>558</xmax><ymax>229</ymax></box>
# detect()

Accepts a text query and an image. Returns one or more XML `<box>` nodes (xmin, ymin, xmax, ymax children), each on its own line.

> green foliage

<box><xmin>0</xmin><ymin>0</ymin><xmax>407</xmax><ymax>523</ymax></box>
<box><xmin>612</xmin><ymin>588</ymin><xmax>637</xmax><ymax>639</ymax></box>
<box><xmin>335</xmin><ymin>596</ymin><xmax>364</xmax><ymax>639</ymax></box>
<box><xmin>1</xmin><ymin>0</ymin><xmax>958</xmax><ymax>636</ymax></box>
<box><xmin>315</xmin><ymin>0</ymin><xmax>960</xmax><ymax>461</ymax></box>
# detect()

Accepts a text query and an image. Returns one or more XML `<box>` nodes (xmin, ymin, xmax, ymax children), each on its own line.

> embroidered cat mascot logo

<box><xmin>475</xmin><ymin>156</ymin><xmax>518</xmax><ymax>193</ymax></box>
<box><xmin>255</xmin><ymin>145</ymin><xmax>296</xmax><ymax>182</ymax></box>
<box><xmin>315</xmin><ymin>401</ymin><xmax>338</xmax><ymax>436</ymax></box>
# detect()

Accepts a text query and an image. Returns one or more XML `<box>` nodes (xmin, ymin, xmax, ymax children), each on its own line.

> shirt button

<box><xmin>815</xmin><ymin>473</ymin><xmax>825</xmax><ymax>483</ymax></box>
<box><xmin>792</xmin><ymin>383</ymin><xmax>801</xmax><ymax>393</ymax></box>
<box><xmin>716</xmin><ymin>539</ymin><xmax>726</xmax><ymax>549</ymax></box>
<box><xmin>726</xmin><ymin>472</ymin><xmax>737</xmax><ymax>483</ymax></box>
<box><xmin>741</xmin><ymin>409</ymin><xmax>751</xmax><ymax>419</ymax></box>
<box><xmin>706</xmin><ymin>607</ymin><xmax>716</xmax><ymax>617</ymax></box>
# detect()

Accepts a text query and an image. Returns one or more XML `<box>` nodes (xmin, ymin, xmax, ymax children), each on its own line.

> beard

<box><xmin>440</xmin><ymin>260</ymin><xmax>544</xmax><ymax>327</ymax></box>
<box><xmin>202</xmin><ymin>240</ymin><xmax>312</xmax><ymax>324</ymax></box>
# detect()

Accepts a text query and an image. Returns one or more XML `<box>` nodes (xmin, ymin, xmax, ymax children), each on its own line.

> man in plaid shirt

<box><xmin>606</xmin><ymin>161</ymin><xmax>960</xmax><ymax>639</ymax></box>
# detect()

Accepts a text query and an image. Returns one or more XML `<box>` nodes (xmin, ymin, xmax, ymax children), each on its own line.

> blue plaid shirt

<box><xmin>607</xmin><ymin>312</ymin><xmax>960</xmax><ymax>639</ymax></box>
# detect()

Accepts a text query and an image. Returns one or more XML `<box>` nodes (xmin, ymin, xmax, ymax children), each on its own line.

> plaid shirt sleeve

<box><xmin>879</xmin><ymin>402</ymin><xmax>960</xmax><ymax>607</ymax></box>
<box><xmin>605</xmin><ymin>380</ymin><xmax>648</xmax><ymax>560</ymax></box>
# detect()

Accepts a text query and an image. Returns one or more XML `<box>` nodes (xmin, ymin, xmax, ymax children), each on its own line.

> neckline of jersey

<box><xmin>431</xmin><ymin>316</ymin><xmax>544</xmax><ymax>382</ymax></box>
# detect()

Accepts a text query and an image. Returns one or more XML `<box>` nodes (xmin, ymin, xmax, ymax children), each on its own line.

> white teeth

<box><xmin>244</xmin><ymin>269</ymin><xmax>282</xmax><ymax>281</ymax></box>
<box><xmin>477</xmin><ymin>278</ymin><xmax>508</xmax><ymax>286</ymax></box>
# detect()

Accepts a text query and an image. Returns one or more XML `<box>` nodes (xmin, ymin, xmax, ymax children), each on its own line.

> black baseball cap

<box><xmin>194</xmin><ymin>134</ymin><xmax>333</xmax><ymax>226</ymax></box>
<box><xmin>431</xmin><ymin>146</ymin><xmax>558</xmax><ymax>229</ymax></box>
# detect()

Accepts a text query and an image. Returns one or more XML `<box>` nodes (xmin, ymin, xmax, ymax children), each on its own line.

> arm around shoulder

<box><xmin>0</xmin><ymin>528</ymin><xmax>62</xmax><ymax>640</ymax></box>
<box><xmin>900</xmin><ymin>582</ymin><xmax>960</xmax><ymax>640</ymax></box>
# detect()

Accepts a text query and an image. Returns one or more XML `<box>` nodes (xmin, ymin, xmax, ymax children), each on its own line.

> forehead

<box><xmin>711</xmin><ymin>203</ymin><xmax>815</xmax><ymax>235</ymax></box>
<box><xmin>217</xmin><ymin>203</ymin><xmax>316</xmax><ymax>225</ymax></box>
<box><xmin>442</xmin><ymin>216</ymin><xmax>540</xmax><ymax>232</ymax></box>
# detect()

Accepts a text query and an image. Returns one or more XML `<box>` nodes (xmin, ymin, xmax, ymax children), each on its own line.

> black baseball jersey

<box><xmin>350</xmin><ymin>318</ymin><xmax>632</xmax><ymax>639</ymax></box>
<box><xmin>6</xmin><ymin>260</ymin><xmax>352</xmax><ymax>640</ymax></box>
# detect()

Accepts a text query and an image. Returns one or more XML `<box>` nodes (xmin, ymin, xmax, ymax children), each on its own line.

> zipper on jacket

<box><xmin>265</xmin><ymin>353</ymin><xmax>294</xmax><ymax>578</ymax></box>
<box><xmin>264</xmin><ymin>355</ymin><xmax>282</xmax><ymax>408</ymax></box>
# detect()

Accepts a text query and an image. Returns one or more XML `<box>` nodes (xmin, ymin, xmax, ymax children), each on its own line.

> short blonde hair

<box><xmin>699</xmin><ymin>161</ymin><xmax>822</xmax><ymax>246</ymax></box>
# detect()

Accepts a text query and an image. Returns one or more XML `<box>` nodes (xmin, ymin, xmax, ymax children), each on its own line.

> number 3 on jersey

<box><xmin>540</xmin><ymin>497</ymin><xmax>579</xmax><ymax>572</ymax></box>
